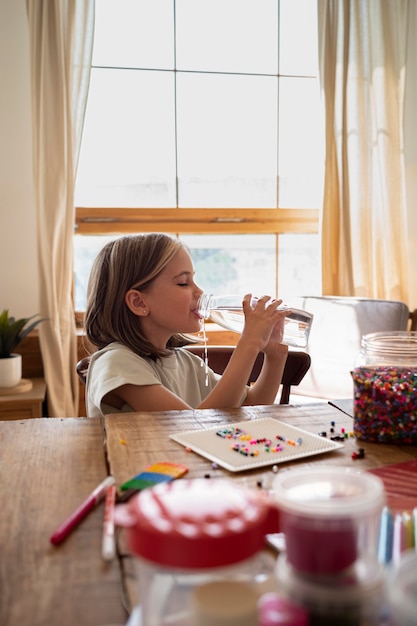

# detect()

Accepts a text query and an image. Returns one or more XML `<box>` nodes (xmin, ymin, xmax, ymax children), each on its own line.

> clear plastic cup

<box><xmin>198</xmin><ymin>294</ymin><xmax>313</xmax><ymax>348</ymax></box>
<box><xmin>275</xmin><ymin>553</ymin><xmax>389</xmax><ymax>626</ymax></box>
<box><xmin>271</xmin><ymin>466</ymin><xmax>385</xmax><ymax>575</ymax></box>
<box><xmin>388</xmin><ymin>549</ymin><xmax>417</xmax><ymax>626</ymax></box>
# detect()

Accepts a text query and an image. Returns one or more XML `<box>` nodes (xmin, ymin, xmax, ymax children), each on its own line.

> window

<box><xmin>75</xmin><ymin>0</ymin><xmax>323</xmax><ymax>310</ymax></box>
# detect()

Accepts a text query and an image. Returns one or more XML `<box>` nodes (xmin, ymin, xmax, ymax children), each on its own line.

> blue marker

<box><xmin>377</xmin><ymin>505</ymin><xmax>393</xmax><ymax>565</ymax></box>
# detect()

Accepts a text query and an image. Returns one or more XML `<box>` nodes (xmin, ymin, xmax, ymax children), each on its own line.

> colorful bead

<box><xmin>353</xmin><ymin>366</ymin><xmax>417</xmax><ymax>444</ymax></box>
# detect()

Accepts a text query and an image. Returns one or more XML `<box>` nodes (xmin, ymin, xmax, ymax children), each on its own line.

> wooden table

<box><xmin>2</xmin><ymin>402</ymin><xmax>417</xmax><ymax>625</ymax></box>
<box><xmin>0</xmin><ymin>417</ymin><xmax>128</xmax><ymax>626</ymax></box>
<box><xmin>104</xmin><ymin>402</ymin><xmax>417</xmax><ymax>487</ymax></box>
<box><xmin>103</xmin><ymin>402</ymin><xmax>417</xmax><ymax>612</ymax></box>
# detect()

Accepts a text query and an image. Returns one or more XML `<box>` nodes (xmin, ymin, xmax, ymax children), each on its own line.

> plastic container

<box><xmin>275</xmin><ymin>553</ymin><xmax>389</xmax><ymax>626</ymax></box>
<box><xmin>388</xmin><ymin>549</ymin><xmax>417</xmax><ymax>626</ymax></box>
<box><xmin>190</xmin><ymin>580</ymin><xmax>259</xmax><ymax>626</ymax></box>
<box><xmin>198</xmin><ymin>294</ymin><xmax>313</xmax><ymax>348</ymax></box>
<box><xmin>270</xmin><ymin>466</ymin><xmax>385</xmax><ymax>575</ymax></box>
<box><xmin>257</xmin><ymin>592</ymin><xmax>309</xmax><ymax>626</ymax></box>
<box><xmin>352</xmin><ymin>331</ymin><xmax>417</xmax><ymax>444</ymax></box>
<box><xmin>114</xmin><ymin>478</ymin><xmax>280</xmax><ymax>626</ymax></box>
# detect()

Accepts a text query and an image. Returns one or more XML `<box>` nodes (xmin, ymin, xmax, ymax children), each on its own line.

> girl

<box><xmin>84</xmin><ymin>233</ymin><xmax>289</xmax><ymax>417</ymax></box>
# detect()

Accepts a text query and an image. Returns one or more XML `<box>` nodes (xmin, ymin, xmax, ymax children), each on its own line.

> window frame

<box><xmin>75</xmin><ymin>207</ymin><xmax>319</xmax><ymax>235</ymax></box>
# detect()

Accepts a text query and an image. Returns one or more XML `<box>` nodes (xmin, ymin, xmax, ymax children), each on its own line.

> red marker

<box><xmin>50</xmin><ymin>476</ymin><xmax>115</xmax><ymax>545</ymax></box>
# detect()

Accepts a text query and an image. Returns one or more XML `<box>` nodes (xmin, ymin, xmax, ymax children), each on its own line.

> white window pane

<box><xmin>278</xmin><ymin>234</ymin><xmax>321</xmax><ymax>298</ymax></box>
<box><xmin>278</xmin><ymin>76</ymin><xmax>324</xmax><ymax>208</ymax></box>
<box><xmin>180</xmin><ymin>234</ymin><xmax>277</xmax><ymax>296</ymax></box>
<box><xmin>176</xmin><ymin>0</ymin><xmax>278</xmax><ymax>74</ymax></box>
<box><xmin>75</xmin><ymin>69</ymin><xmax>177</xmax><ymax>208</ymax></box>
<box><xmin>177</xmin><ymin>73</ymin><xmax>278</xmax><ymax>208</ymax></box>
<box><xmin>74</xmin><ymin>234</ymin><xmax>277</xmax><ymax>310</ymax></box>
<box><xmin>74</xmin><ymin>233</ymin><xmax>321</xmax><ymax>311</ymax></box>
<box><xmin>93</xmin><ymin>0</ymin><xmax>174</xmax><ymax>69</ymax></box>
<box><xmin>279</xmin><ymin>0</ymin><xmax>319</xmax><ymax>76</ymax></box>
<box><xmin>74</xmin><ymin>1</ymin><xmax>324</xmax><ymax>310</ymax></box>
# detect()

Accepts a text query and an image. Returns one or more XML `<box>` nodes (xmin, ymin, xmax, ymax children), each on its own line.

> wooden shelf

<box><xmin>0</xmin><ymin>378</ymin><xmax>46</xmax><ymax>420</ymax></box>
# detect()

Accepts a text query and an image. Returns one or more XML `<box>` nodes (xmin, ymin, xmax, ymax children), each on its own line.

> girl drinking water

<box><xmin>84</xmin><ymin>233</ymin><xmax>289</xmax><ymax>417</ymax></box>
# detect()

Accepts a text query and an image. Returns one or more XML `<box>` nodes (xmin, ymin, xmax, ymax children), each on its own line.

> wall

<box><xmin>0</xmin><ymin>0</ymin><xmax>39</xmax><ymax>318</ymax></box>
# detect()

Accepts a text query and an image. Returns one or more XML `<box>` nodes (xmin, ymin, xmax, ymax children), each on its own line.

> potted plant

<box><xmin>0</xmin><ymin>310</ymin><xmax>45</xmax><ymax>388</ymax></box>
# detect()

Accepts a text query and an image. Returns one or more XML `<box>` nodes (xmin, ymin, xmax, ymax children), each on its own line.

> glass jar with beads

<box><xmin>352</xmin><ymin>331</ymin><xmax>417</xmax><ymax>444</ymax></box>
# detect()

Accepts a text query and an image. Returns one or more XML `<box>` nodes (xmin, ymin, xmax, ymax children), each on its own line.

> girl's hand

<box><xmin>240</xmin><ymin>294</ymin><xmax>288</xmax><ymax>353</ymax></box>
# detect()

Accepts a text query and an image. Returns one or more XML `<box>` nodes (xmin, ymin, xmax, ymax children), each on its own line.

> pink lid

<box><xmin>115</xmin><ymin>478</ymin><xmax>279</xmax><ymax>568</ymax></box>
<box><xmin>258</xmin><ymin>593</ymin><xmax>309</xmax><ymax>626</ymax></box>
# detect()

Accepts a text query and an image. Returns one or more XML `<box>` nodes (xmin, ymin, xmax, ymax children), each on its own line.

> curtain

<box><xmin>404</xmin><ymin>2</ymin><xmax>417</xmax><ymax>310</ymax></box>
<box><xmin>318</xmin><ymin>0</ymin><xmax>410</xmax><ymax>302</ymax></box>
<box><xmin>27</xmin><ymin>0</ymin><xmax>94</xmax><ymax>416</ymax></box>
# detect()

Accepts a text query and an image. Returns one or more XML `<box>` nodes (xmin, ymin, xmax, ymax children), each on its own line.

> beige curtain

<box><xmin>27</xmin><ymin>0</ymin><xmax>94</xmax><ymax>416</ymax></box>
<box><xmin>318</xmin><ymin>0</ymin><xmax>410</xmax><ymax>302</ymax></box>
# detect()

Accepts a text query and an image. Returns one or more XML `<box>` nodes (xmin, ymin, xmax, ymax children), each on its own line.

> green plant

<box><xmin>0</xmin><ymin>310</ymin><xmax>45</xmax><ymax>358</ymax></box>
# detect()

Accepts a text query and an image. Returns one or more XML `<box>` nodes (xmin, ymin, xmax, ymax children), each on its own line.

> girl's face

<box><xmin>132</xmin><ymin>247</ymin><xmax>204</xmax><ymax>347</ymax></box>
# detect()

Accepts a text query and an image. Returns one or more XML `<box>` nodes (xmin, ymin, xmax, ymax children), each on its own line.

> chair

<box><xmin>76</xmin><ymin>346</ymin><xmax>311</xmax><ymax>405</ymax></box>
<box><xmin>185</xmin><ymin>345</ymin><xmax>311</xmax><ymax>404</ymax></box>
<box><xmin>286</xmin><ymin>296</ymin><xmax>410</xmax><ymax>400</ymax></box>
<box><xmin>409</xmin><ymin>308</ymin><xmax>417</xmax><ymax>331</ymax></box>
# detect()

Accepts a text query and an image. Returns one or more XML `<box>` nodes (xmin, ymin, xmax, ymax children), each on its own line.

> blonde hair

<box><xmin>85</xmin><ymin>233</ymin><xmax>192</xmax><ymax>358</ymax></box>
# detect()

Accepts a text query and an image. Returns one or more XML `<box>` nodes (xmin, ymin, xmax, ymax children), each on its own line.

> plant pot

<box><xmin>0</xmin><ymin>353</ymin><xmax>22</xmax><ymax>388</ymax></box>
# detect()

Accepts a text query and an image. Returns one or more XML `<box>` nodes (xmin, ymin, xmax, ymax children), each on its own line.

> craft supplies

<box><xmin>377</xmin><ymin>506</ymin><xmax>394</xmax><ymax>565</ymax></box>
<box><xmin>275</xmin><ymin>553</ymin><xmax>388</xmax><ymax>626</ymax></box>
<box><xmin>119</xmin><ymin>461</ymin><xmax>189</xmax><ymax>496</ymax></box>
<box><xmin>190</xmin><ymin>581</ymin><xmax>259</xmax><ymax>626</ymax></box>
<box><xmin>102</xmin><ymin>483</ymin><xmax>116</xmax><ymax>561</ymax></box>
<box><xmin>270</xmin><ymin>467</ymin><xmax>385</xmax><ymax>575</ymax></box>
<box><xmin>368</xmin><ymin>458</ymin><xmax>417</xmax><ymax>513</ymax></box>
<box><xmin>353</xmin><ymin>331</ymin><xmax>417</xmax><ymax>444</ymax></box>
<box><xmin>49</xmin><ymin>475</ymin><xmax>115</xmax><ymax>545</ymax></box>
<box><xmin>257</xmin><ymin>592</ymin><xmax>309</xmax><ymax>626</ymax></box>
<box><xmin>170</xmin><ymin>417</ymin><xmax>343</xmax><ymax>472</ymax></box>
<box><xmin>114</xmin><ymin>478</ymin><xmax>280</xmax><ymax>626</ymax></box>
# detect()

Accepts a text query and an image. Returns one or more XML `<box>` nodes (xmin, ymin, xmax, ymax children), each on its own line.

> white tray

<box><xmin>170</xmin><ymin>417</ymin><xmax>343</xmax><ymax>472</ymax></box>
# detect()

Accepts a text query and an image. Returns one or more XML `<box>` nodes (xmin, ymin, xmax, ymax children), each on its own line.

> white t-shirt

<box><xmin>86</xmin><ymin>342</ymin><xmax>225</xmax><ymax>418</ymax></box>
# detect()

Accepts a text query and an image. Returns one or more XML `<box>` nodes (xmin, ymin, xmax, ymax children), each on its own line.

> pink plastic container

<box><xmin>271</xmin><ymin>466</ymin><xmax>384</xmax><ymax>575</ymax></box>
<box><xmin>258</xmin><ymin>592</ymin><xmax>309</xmax><ymax>626</ymax></box>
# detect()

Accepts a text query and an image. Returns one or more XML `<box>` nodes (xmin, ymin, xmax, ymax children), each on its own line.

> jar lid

<box><xmin>271</xmin><ymin>466</ymin><xmax>384</xmax><ymax>518</ymax></box>
<box><xmin>361</xmin><ymin>331</ymin><xmax>417</xmax><ymax>357</ymax></box>
<box><xmin>114</xmin><ymin>478</ymin><xmax>279</xmax><ymax>568</ymax></box>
